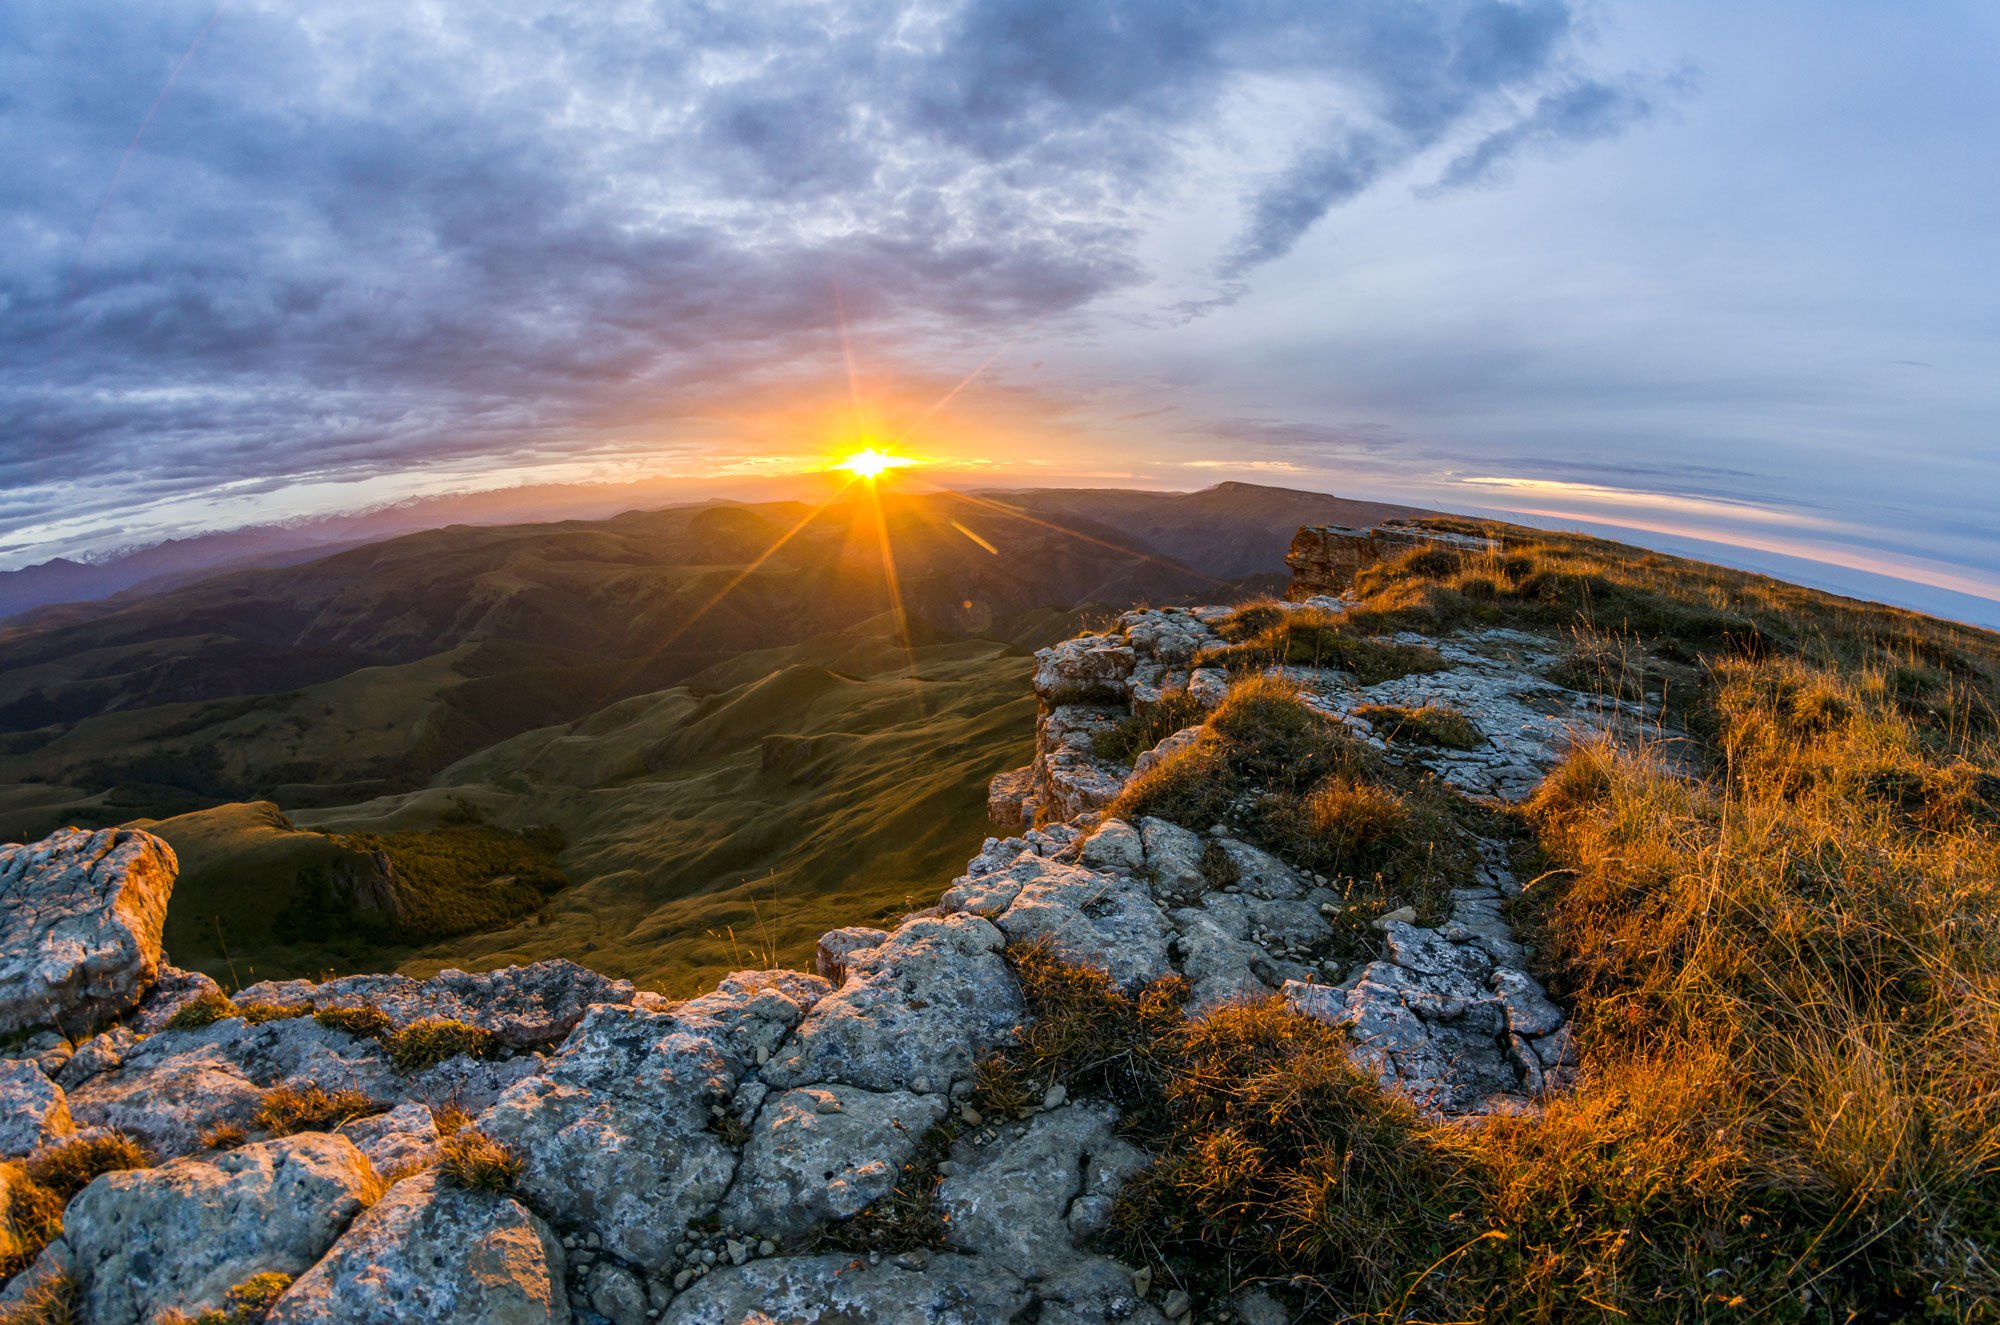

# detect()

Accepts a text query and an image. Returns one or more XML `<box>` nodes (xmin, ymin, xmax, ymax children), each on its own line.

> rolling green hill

<box><xmin>0</xmin><ymin>482</ymin><xmax>1415</xmax><ymax>992</ymax></box>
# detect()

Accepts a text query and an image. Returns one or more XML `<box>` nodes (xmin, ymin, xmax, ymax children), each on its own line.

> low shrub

<box><xmin>436</xmin><ymin>1129</ymin><xmax>521</xmax><ymax>1193</ymax></box>
<box><xmin>384</xmin><ymin>1018</ymin><xmax>498</xmax><ymax>1072</ymax></box>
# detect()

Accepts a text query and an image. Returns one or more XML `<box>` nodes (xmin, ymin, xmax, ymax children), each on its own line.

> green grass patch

<box><xmin>188</xmin><ymin>1272</ymin><xmax>292</xmax><ymax>1324</ymax></box>
<box><xmin>252</xmin><ymin>1084</ymin><xmax>384</xmax><ymax>1137</ymax></box>
<box><xmin>437</xmin><ymin>1129</ymin><xmax>521</xmax><ymax>1194</ymax></box>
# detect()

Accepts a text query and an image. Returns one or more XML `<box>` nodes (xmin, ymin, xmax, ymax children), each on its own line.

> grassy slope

<box><xmin>287</xmin><ymin>619</ymin><xmax>1035</xmax><ymax>995</ymax></box>
<box><xmin>994</xmin><ymin>524</ymin><xmax>2000</xmax><ymax>1323</ymax></box>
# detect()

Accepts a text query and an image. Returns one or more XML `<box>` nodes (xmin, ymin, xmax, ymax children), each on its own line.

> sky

<box><xmin>3</xmin><ymin>2</ymin><xmax>1997</xmax><ymax>623</ymax></box>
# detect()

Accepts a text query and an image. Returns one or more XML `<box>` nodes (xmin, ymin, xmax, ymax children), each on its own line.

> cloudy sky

<box><xmin>4</xmin><ymin>1</ymin><xmax>1997</xmax><ymax>622</ymax></box>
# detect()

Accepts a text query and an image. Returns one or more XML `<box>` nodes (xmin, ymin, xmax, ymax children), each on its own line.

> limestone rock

<box><xmin>0</xmin><ymin>1060</ymin><xmax>71</xmax><ymax>1159</ymax></box>
<box><xmin>986</xmin><ymin>766</ymin><xmax>1037</xmax><ymax>833</ymax></box>
<box><xmin>342</xmin><ymin>1100</ymin><xmax>441</xmax><ymax>1176</ymax></box>
<box><xmin>127</xmin><ymin>965</ymin><xmax>225</xmax><ymax>1035</ymax></box>
<box><xmin>662</xmin><ymin>1251</ymin><xmax>1031</xmax><ymax>1324</ymax></box>
<box><xmin>761</xmin><ymin>915</ymin><xmax>1023</xmax><ymax>1094</ymax></box>
<box><xmin>46</xmin><ymin>1132</ymin><xmax>373</xmax><ymax>1324</ymax></box>
<box><xmin>1032</xmin><ymin>635</ymin><xmax>1136</xmax><ymax>702</ymax></box>
<box><xmin>478</xmin><ymin>1004</ymin><xmax>738</xmax><ymax>1275</ymax></box>
<box><xmin>815</xmin><ymin>927</ymin><xmax>888</xmax><ymax>985</ymax></box>
<box><xmin>0</xmin><ymin>827</ymin><xmax>176</xmax><ymax>1034</ymax></box>
<box><xmin>937</xmin><ymin>1103</ymin><xmax>1146</xmax><ymax>1275</ymax></box>
<box><xmin>266</xmin><ymin>1172</ymin><xmax>569</xmax><ymax>1324</ymax></box>
<box><xmin>1139</xmin><ymin>818</ymin><xmax>1207</xmax><ymax>902</ymax></box>
<box><xmin>235</xmin><ymin>960</ymin><xmax>632</xmax><ymax>1049</ymax></box>
<box><xmin>721</xmin><ymin>1085</ymin><xmax>947</xmax><ymax>1237</ymax></box>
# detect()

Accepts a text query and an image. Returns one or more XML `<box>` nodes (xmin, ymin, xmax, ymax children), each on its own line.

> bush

<box><xmin>25</xmin><ymin>1134</ymin><xmax>150</xmax><ymax>1201</ymax></box>
<box><xmin>384</xmin><ymin>1018</ymin><xmax>498</xmax><ymax>1073</ymax></box>
<box><xmin>436</xmin><ymin>1129</ymin><xmax>521</xmax><ymax>1193</ymax></box>
<box><xmin>252</xmin><ymin>1084</ymin><xmax>385</xmax><ymax>1137</ymax></box>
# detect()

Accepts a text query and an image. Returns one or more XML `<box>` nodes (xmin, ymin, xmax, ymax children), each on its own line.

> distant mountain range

<box><xmin>0</xmin><ymin>481</ymin><xmax>1427</xmax><ymax>988</ymax></box>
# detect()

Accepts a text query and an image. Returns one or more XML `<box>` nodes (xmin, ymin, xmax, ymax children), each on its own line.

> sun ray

<box><xmin>890</xmin><ymin>334</ymin><xmax>1022</xmax><ymax>447</ymax></box>
<box><xmin>907</xmin><ymin>479</ymin><xmax>1231</xmax><ymax>586</ymax></box>
<box><xmin>862</xmin><ymin>483</ymin><xmax>925</xmax><ymax>714</ymax></box>
<box><xmin>949</xmin><ymin>520</ymin><xmax>998</xmax><ymax>555</ymax></box>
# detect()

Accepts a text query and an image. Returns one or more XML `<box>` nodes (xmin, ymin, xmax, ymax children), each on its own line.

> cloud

<box><xmin>0</xmin><ymin>0</ymin><xmax>1651</xmax><ymax>558</ymax></box>
<box><xmin>1435</xmin><ymin>69</ymin><xmax>1693</xmax><ymax>191</ymax></box>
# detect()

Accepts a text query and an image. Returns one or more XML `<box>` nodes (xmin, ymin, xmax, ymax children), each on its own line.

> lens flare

<box><xmin>835</xmin><ymin>448</ymin><xmax>912</xmax><ymax>481</ymax></box>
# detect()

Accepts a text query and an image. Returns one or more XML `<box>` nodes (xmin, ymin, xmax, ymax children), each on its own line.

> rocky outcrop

<box><xmin>0</xmin><ymin>827</ymin><xmax>176</xmax><ymax>1034</ymax></box>
<box><xmin>0</xmin><ymin>570</ymin><xmax>1609</xmax><ymax>1322</ymax></box>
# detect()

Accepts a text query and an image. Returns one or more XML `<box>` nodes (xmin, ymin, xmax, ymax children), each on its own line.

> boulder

<box><xmin>663</xmin><ymin>1251</ymin><xmax>1031</xmax><ymax>1324</ymax></box>
<box><xmin>0</xmin><ymin>828</ymin><xmax>176</xmax><ymax>1034</ymax></box>
<box><xmin>937</xmin><ymin>1103</ymin><xmax>1147</xmax><ymax>1275</ymax></box>
<box><xmin>44</xmin><ymin>1132</ymin><xmax>373</xmax><ymax>1323</ymax></box>
<box><xmin>0</xmin><ymin>1060</ymin><xmax>71</xmax><ymax>1158</ymax></box>
<box><xmin>1032</xmin><ymin>636</ymin><xmax>1135</xmax><ymax>702</ymax></box>
<box><xmin>814</xmin><ymin>928</ymin><xmax>888</xmax><ymax>985</ymax></box>
<box><xmin>341</xmin><ymin>1100</ymin><xmax>441</xmax><ymax>1176</ymax></box>
<box><xmin>478</xmin><ymin>1005</ymin><xmax>738</xmax><ymax>1275</ymax></box>
<box><xmin>265</xmin><ymin>1172</ymin><xmax>569</xmax><ymax>1324</ymax></box>
<box><xmin>760</xmin><ymin>915</ymin><xmax>1024</xmax><ymax>1094</ymax></box>
<box><xmin>127</xmin><ymin>965</ymin><xmax>225</xmax><ymax>1035</ymax></box>
<box><xmin>721</xmin><ymin>1085</ymin><xmax>946</xmax><ymax>1238</ymax></box>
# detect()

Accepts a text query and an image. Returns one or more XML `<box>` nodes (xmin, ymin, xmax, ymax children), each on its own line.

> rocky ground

<box><xmin>0</xmin><ymin>598</ymin><xmax>1618</xmax><ymax>1324</ymax></box>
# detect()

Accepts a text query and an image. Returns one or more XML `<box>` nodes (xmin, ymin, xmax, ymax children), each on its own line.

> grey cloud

<box><xmin>0</xmin><ymin>0</ymin><xmax>1647</xmax><ymax>553</ymax></box>
<box><xmin>1435</xmin><ymin>72</ymin><xmax>1685</xmax><ymax>190</ymax></box>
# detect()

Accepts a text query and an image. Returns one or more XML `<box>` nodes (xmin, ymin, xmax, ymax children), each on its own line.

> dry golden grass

<box><xmin>251</xmin><ymin>1084</ymin><xmax>385</xmax><ymax>1137</ymax></box>
<box><xmin>436</xmin><ymin>1128</ymin><xmax>521</xmax><ymax>1194</ymax></box>
<box><xmin>1054</xmin><ymin>528</ymin><xmax>2000</xmax><ymax>1319</ymax></box>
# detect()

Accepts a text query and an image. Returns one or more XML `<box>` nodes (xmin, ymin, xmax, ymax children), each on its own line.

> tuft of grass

<box><xmin>198</xmin><ymin>1122</ymin><xmax>248</xmax><ymax>1151</ymax></box>
<box><xmin>383</xmin><ymin>1018</ymin><xmax>498</xmax><ymax>1073</ymax></box>
<box><xmin>185</xmin><ymin>1272</ymin><xmax>292</xmax><ymax>1324</ymax></box>
<box><xmin>24</xmin><ymin>1134</ymin><xmax>150</xmax><ymax>1202</ymax></box>
<box><xmin>1351</xmin><ymin>702</ymin><xmax>1482</xmax><ymax>750</ymax></box>
<box><xmin>234</xmin><ymin>1002</ymin><xmax>310</xmax><ymax>1026</ymax></box>
<box><xmin>252</xmin><ymin>1084</ymin><xmax>385</xmax><ymax>1137</ymax></box>
<box><xmin>1294</xmin><ymin>777</ymin><xmax>1408</xmax><ymax>872</ymax></box>
<box><xmin>436</xmin><ymin>1129</ymin><xmax>521</xmax><ymax>1193</ymax></box>
<box><xmin>312</xmin><ymin>1005</ymin><xmax>392</xmax><ymax>1039</ymax></box>
<box><xmin>1091</xmin><ymin>690</ymin><xmax>1208</xmax><ymax>764</ymax></box>
<box><xmin>1199</xmin><ymin>607</ymin><xmax>1451</xmax><ymax>685</ymax></box>
<box><xmin>429</xmin><ymin>1100</ymin><xmax>472</xmax><ymax>1139</ymax></box>
<box><xmin>0</xmin><ymin>1268</ymin><xmax>79</xmax><ymax>1324</ymax></box>
<box><xmin>165</xmin><ymin>991</ymin><xmax>238</xmax><ymax>1031</ymax></box>
<box><xmin>0</xmin><ymin>1167</ymin><xmax>65</xmax><ymax>1283</ymax></box>
<box><xmin>809</xmin><ymin>1116</ymin><xmax>965</xmax><ymax>1255</ymax></box>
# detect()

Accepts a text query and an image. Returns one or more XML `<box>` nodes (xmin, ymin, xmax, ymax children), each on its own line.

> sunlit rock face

<box><xmin>0</xmin><ymin>535</ymin><xmax>1604</xmax><ymax>1321</ymax></box>
<box><xmin>0</xmin><ymin>827</ymin><xmax>176</xmax><ymax>1033</ymax></box>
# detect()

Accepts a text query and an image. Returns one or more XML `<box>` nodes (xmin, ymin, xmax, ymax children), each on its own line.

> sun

<box><xmin>834</xmin><ymin>447</ymin><xmax>913</xmax><ymax>481</ymax></box>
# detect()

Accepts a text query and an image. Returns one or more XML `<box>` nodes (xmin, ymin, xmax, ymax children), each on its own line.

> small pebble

<box><xmin>758</xmin><ymin>1239</ymin><xmax>775</xmax><ymax>1257</ymax></box>
<box><xmin>1163</xmin><ymin>1288</ymin><xmax>1192</xmax><ymax>1319</ymax></box>
<box><xmin>1043</xmin><ymin>1083</ymin><xmax>1067</xmax><ymax>1110</ymax></box>
<box><xmin>1132</xmin><ymin>1266</ymin><xmax>1153</xmax><ymax>1297</ymax></box>
<box><xmin>958</xmin><ymin>1103</ymin><xmax>983</xmax><ymax>1125</ymax></box>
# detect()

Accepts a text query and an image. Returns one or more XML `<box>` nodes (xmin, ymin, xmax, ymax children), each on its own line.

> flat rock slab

<box><xmin>0</xmin><ymin>828</ymin><xmax>176</xmax><ymax>1034</ymax></box>
<box><xmin>266</xmin><ymin>1173</ymin><xmax>569</xmax><ymax>1325</ymax></box>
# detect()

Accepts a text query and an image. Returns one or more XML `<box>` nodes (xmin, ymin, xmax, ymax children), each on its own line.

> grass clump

<box><xmin>184</xmin><ymin>1272</ymin><xmax>292</xmax><ymax>1324</ymax></box>
<box><xmin>1351</xmin><ymin>702</ymin><xmax>1482</xmax><ymax>749</ymax></box>
<box><xmin>252</xmin><ymin>1084</ymin><xmax>385</xmax><ymax>1137</ymax></box>
<box><xmin>385</xmin><ymin>1017</ymin><xmax>499</xmax><ymax>1072</ymax></box>
<box><xmin>0</xmin><ymin>1167</ymin><xmax>65</xmax><ymax>1283</ymax></box>
<box><xmin>234</xmin><ymin>1001</ymin><xmax>309</xmax><ymax>1026</ymax></box>
<box><xmin>809</xmin><ymin>1116</ymin><xmax>966</xmax><ymax>1255</ymax></box>
<box><xmin>1091</xmin><ymin>690</ymin><xmax>1207</xmax><ymax>764</ymax></box>
<box><xmin>0</xmin><ymin>1268</ymin><xmax>79</xmax><ymax>1324</ymax></box>
<box><xmin>436</xmin><ymin>1128</ymin><xmax>521</xmax><ymax>1193</ymax></box>
<box><xmin>165</xmin><ymin>991</ymin><xmax>238</xmax><ymax>1031</ymax></box>
<box><xmin>1200</xmin><ymin>606</ymin><xmax>1450</xmax><ymax>685</ymax></box>
<box><xmin>24</xmin><ymin>1134</ymin><xmax>150</xmax><ymax>1201</ymax></box>
<box><xmin>312</xmin><ymin>1005</ymin><xmax>392</xmax><ymax>1039</ymax></box>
